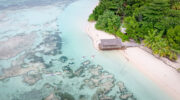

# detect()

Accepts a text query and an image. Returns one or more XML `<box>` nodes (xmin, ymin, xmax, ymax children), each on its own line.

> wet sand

<box><xmin>86</xmin><ymin>22</ymin><xmax>180</xmax><ymax>100</ymax></box>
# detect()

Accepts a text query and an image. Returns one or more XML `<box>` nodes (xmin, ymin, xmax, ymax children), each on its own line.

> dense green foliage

<box><xmin>167</xmin><ymin>25</ymin><xmax>180</xmax><ymax>53</ymax></box>
<box><xmin>144</xmin><ymin>30</ymin><xmax>177</xmax><ymax>60</ymax></box>
<box><xmin>89</xmin><ymin>0</ymin><xmax>180</xmax><ymax>61</ymax></box>
<box><xmin>95</xmin><ymin>10</ymin><xmax>121</xmax><ymax>34</ymax></box>
<box><xmin>124</xmin><ymin>16</ymin><xmax>143</xmax><ymax>42</ymax></box>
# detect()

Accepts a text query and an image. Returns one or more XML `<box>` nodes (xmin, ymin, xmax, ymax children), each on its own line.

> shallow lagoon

<box><xmin>0</xmin><ymin>0</ymin><xmax>173</xmax><ymax>100</ymax></box>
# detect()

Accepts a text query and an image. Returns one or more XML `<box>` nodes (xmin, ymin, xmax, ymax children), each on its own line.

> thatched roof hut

<box><xmin>99</xmin><ymin>39</ymin><xmax>123</xmax><ymax>50</ymax></box>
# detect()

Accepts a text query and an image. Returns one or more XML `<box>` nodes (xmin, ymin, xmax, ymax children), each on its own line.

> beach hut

<box><xmin>99</xmin><ymin>39</ymin><xmax>123</xmax><ymax>50</ymax></box>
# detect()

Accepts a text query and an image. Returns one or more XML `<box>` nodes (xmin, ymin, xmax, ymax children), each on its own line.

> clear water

<box><xmin>0</xmin><ymin>0</ymin><xmax>173</xmax><ymax>100</ymax></box>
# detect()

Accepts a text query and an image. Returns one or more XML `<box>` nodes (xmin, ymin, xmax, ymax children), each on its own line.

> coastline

<box><xmin>86</xmin><ymin>22</ymin><xmax>180</xmax><ymax>100</ymax></box>
<box><xmin>86</xmin><ymin>22</ymin><xmax>116</xmax><ymax>50</ymax></box>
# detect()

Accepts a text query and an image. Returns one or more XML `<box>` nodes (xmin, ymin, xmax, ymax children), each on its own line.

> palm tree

<box><xmin>144</xmin><ymin>29</ymin><xmax>157</xmax><ymax>48</ymax></box>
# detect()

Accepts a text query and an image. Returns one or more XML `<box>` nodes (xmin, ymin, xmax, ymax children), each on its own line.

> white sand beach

<box><xmin>86</xmin><ymin>22</ymin><xmax>116</xmax><ymax>50</ymax></box>
<box><xmin>86</xmin><ymin>22</ymin><xmax>180</xmax><ymax>100</ymax></box>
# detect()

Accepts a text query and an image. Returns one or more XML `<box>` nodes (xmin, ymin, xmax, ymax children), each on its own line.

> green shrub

<box><xmin>167</xmin><ymin>25</ymin><xmax>180</xmax><ymax>54</ymax></box>
<box><xmin>95</xmin><ymin>10</ymin><xmax>121</xmax><ymax>34</ymax></box>
<box><xmin>88</xmin><ymin>0</ymin><xmax>180</xmax><ymax>61</ymax></box>
<box><xmin>88</xmin><ymin>14</ymin><xmax>95</xmax><ymax>21</ymax></box>
<box><xmin>116</xmin><ymin>30</ymin><xmax>129</xmax><ymax>41</ymax></box>
<box><xmin>91</xmin><ymin>4</ymin><xmax>106</xmax><ymax>21</ymax></box>
<box><xmin>144</xmin><ymin>29</ymin><xmax>177</xmax><ymax>61</ymax></box>
<box><xmin>124</xmin><ymin>16</ymin><xmax>143</xmax><ymax>42</ymax></box>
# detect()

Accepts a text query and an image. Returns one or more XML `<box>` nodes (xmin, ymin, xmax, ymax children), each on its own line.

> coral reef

<box><xmin>23</xmin><ymin>73</ymin><xmax>42</xmax><ymax>85</ymax></box>
<box><xmin>0</xmin><ymin>33</ymin><xmax>36</xmax><ymax>59</ymax></box>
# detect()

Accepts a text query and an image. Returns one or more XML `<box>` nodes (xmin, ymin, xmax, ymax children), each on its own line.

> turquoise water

<box><xmin>0</xmin><ymin>0</ymin><xmax>173</xmax><ymax>100</ymax></box>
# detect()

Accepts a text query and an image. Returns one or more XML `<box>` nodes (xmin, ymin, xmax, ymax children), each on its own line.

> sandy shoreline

<box><xmin>86</xmin><ymin>22</ymin><xmax>116</xmax><ymax>50</ymax></box>
<box><xmin>86</xmin><ymin>21</ymin><xmax>180</xmax><ymax>100</ymax></box>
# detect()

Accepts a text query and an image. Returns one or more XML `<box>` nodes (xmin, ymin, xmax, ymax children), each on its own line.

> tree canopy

<box><xmin>89</xmin><ymin>0</ymin><xmax>180</xmax><ymax>61</ymax></box>
<box><xmin>96</xmin><ymin>10</ymin><xmax>121</xmax><ymax>34</ymax></box>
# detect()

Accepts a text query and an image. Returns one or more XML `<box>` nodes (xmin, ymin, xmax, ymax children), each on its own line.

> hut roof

<box><xmin>99</xmin><ymin>39</ymin><xmax>123</xmax><ymax>50</ymax></box>
<box><xmin>100</xmin><ymin>39</ymin><xmax>122</xmax><ymax>46</ymax></box>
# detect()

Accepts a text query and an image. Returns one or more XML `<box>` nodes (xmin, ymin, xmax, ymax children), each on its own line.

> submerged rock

<box><xmin>99</xmin><ymin>95</ymin><xmax>115</xmax><ymax>100</ymax></box>
<box><xmin>117</xmin><ymin>81</ymin><xmax>127</xmax><ymax>93</ymax></box>
<box><xmin>45</xmin><ymin>63</ymin><xmax>52</xmax><ymax>68</ymax></box>
<box><xmin>91</xmin><ymin>88</ymin><xmax>107</xmax><ymax>100</ymax></box>
<box><xmin>66</xmin><ymin>72</ymin><xmax>75</xmax><ymax>78</ymax></box>
<box><xmin>90</xmin><ymin>77</ymin><xmax>100</xmax><ymax>87</ymax></box>
<box><xmin>62</xmin><ymin>65</ymin><xmax>73</xmax><ymax>73</ymax></box>
<box><xmin>56</xmin><ymin>42</ymin><xmax>62</xmax><ymax>49</ymax></box>
<box><xmin>79</xmin><ymin>84</ymin><xmax>85</xmax><ymax>90</ymax></box>
<box><xmin>13</xmin><ymin>84</ymin><xmax>55</xmax><ymax>100</ymax></box>
<box><xmin>79</xmin><ymin>95</ymin><xmax>87</xmax><ymax>100</ymax></box>
<box><xmin>74</xmin><ymin>66</ymin><xmax>84</xmax><ymax>77</ymax></box>
<box><xmin>0</xmin><ymin>33</ymin><xmax>36</xmax><ymax>59</ymax></box>
<box><xmin>44</xmin><ymin>93</ymin><xmax>58</xmax><ymax>100</ymax></box>
<box><xmin>128</xmin><ymin>97</ymin><xmax>137</xmax><ymax>100</ymax></box>
<box><xmin>81</xmin><ymin>60</ymin><xmax>91</xmax><ymax>66</ymax></box>
<box><xmin>55</xmin><ymin>92</ymin><xmax>75</xmax><ymax>100</ymax></box>
<box><xmin>86</xmin><ymin>80</ymin><xmax>96</xmax><ymax>89</ymax></box>
<box><xmin>44</xmin><ymin>83</ymin><xmax>55</xmax><ymax>89</ymax></box>
<box><xmin>45</xmin><ymin>49</ymin><xmax>60</xmax><ymax>56</ymax></box>
<box><xmin>62</xmin><ymin>65</ymin><xmax>74</xmax><ymax>78</ymax></box>
<box><xmin>89</xmin><ymin>66</ymin><xmax>103</xmax><ymax>76</ymax></box>
<box><xmin>59</xmin><ymin>56</ymin><xmax>68</xmax><ymax>63</ymax></box>
<box><xmin>0</xmin><ymin>62</ymin><xmax>45</xmax><ymax>80</ymax></box>
<box><xmin>23</xmin><ymin>73</ymin><xmax>42</xmax><ymax>85</ymax></box>
<box><xmin>26</xmin><ymin>54</ymin><xmax>44</xmax><ymax>63</ymax></box>
<box><xmin>69</xmin><ymin>62</ymin><xmax>74</xmax><ymax>65</ymax></box>
<box><xmin>97</xmin><ymin>65</ymin><xmax>103</xmax><ymax>69</ymax></box>
<box><xmin>37</xmin><ymin>33</ymin><xmax>62</xmax><ymax>56</ymax></box>
<box><xmin>91</xmin><ymin>91</ymin><xmax>99</xmax><ymax>100</ymax></box>
<box><xmin>100</xmin><ymin>80</ymin><xmax>114</xmax><ymax>94</ymax></box>
<box><xmin>119</xmin><ymin>93</ymin><xmax>133</xmax><ymax>100</ymax></box>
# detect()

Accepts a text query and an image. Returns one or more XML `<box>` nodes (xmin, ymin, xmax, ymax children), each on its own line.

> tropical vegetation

<box><xmin>89</xmin><ymin>0</ymin><xmax>180</xmax><ymax>61</ymax></box>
